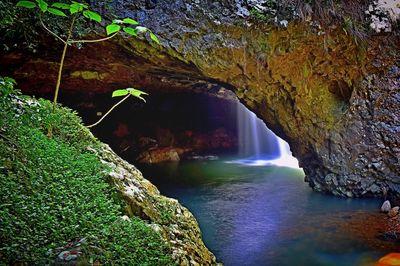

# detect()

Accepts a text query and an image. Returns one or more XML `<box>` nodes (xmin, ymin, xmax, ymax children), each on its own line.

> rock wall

<box><xmin>99</xmin><ymin>143</ymin><xmax>219</xmax><ymax>265</ymax></box>
<box><xmin>1</xmin><ymin>0</ymin><xmax>399</xmax><ymax>198</ymax></box>
<box><xmin>306</xmin><ymin>69</ymin><xmax>400</xmax><ymax>197</ymax></box>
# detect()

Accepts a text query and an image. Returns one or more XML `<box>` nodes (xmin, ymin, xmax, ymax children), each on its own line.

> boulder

<box><xmin>136</xmin><ymin>147</ymin><xmax>180</xmax><ymax>164</ymax></box>
<box><xmin>388</xmin><ymin>206</ymin><xmax>399</xmax><ymax>218</ymax></box>
<box><xmin>381</xmin><ymin>200</ymin><xmax>392</xmax><ymax>213</ymax></box>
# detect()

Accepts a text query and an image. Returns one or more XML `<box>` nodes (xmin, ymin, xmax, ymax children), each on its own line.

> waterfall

<box><xmin>277</xmin><ymin>137</ymin><xmax>291</xmax><ymax>157</ymax></box>
<box><xmin>237</xmin><ymin>101</ymin><xmax>279</xmax><ymax>159</ymax></box>
<box><xmin>233</xmin><ymin>100</ymin><xmax>299</xmax><ymax>168</ymax></box>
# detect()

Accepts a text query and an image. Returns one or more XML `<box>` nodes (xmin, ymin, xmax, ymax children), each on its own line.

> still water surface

<box><xmin>141</xmin><ymin>159</ymin><xmax>387</xmax><ymax>266</ymax></box>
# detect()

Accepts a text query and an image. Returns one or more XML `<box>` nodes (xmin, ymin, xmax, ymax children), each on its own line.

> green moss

<box><xmin>70</xmin><ymin>70</ymin><xmax>110</xmax><ymax>80</ymax></box>
<box><xmin>157</xmin><ymin>199</ymin><xmax>176</xmax><ymax>224</ymax></box>
<box><xmin>0</xmin><ymin>79</ymin><xmax>174</xmax><ymax>265</ymax></box>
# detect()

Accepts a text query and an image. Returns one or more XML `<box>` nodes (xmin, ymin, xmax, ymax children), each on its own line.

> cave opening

<box><xmin>24</xmin><ymin>83</ymin><xmax>386</xmax><ymax>265</ymax></box>
<box><xmin>62</xmin><ymin>87</ymin><xmax>299</xmax><ymax>168</ymax></box>
<box><xmin>57</xmin><ymin>87</ymin><xmax>383</xmax><ymax>265</ymax></box>
<box><xmin>1</xmin><ymin>0</ymin><xmax>398</xmax><ymax>262</ymax></box>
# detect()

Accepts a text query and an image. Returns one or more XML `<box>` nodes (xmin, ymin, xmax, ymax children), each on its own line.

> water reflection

<box><xmin>141</xmin><ymin>161</ymin><xmax>386</xmax><ymax>266</ymax></box>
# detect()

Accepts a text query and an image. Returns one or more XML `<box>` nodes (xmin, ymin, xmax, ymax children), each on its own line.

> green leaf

<box><xmin>51</xmin><ymin>3</ymin><xmax>70</xmax><ymax>9</ymax></box>
<box><xmin>69</xmin><ymin>3</ymin><xmax>83</xmax><ymax>14</ymax></box>
<box><xmin>135</xmin><ymin>26</ymin><xmax>148</xmax><ymax>33</ymax></box>
<box><xmin>122</xmin><ymin>18</ymin><xmax>138</xmax><ymax>25</ymax></box>
<box><xmin>16</xmin><ymin>1</ymin><xmax>36</xmax><ymax>8</ymax></box>
<box><xmin>149</xmin><ymin>32</ymin><xmax>160</xmax><ymax>44</ymax></box>
<box><xmin>36</xmin><ymin>0</ymin><xmax>48</xmax><ymax>12</ymax></box>
<box><xmin>123</xmin><ymin>27</ymin><xmax>137</xmax><ymax>36</ymax></box>
<box><xmin>106</xmin><ymin>24</ymin><xmax>121</xmax><ymax>35</ymax></box>
<box><xmin>47</xmin><ymin>7</ymin><xmax>67</xmax><ymax>17</ymax></box>
<box><xmin>4</xmin><ymin>77</ymin><xmax>16</xmax><ymax>84</ymax></box>
<box><xmin>69</xmin><ymin>6</ymin><xmax>78</xmax><ymax>14</ymax></box>
<box><xmin>112</xmin><ymin>88</ymin><xmax>148</xmax><ymax>101</ymax></box>
<box><xmin>127</xmin><ymin>88</ymin><xmax>148</xmax><ymax>102</ymax></box>
<box><xmin>112</xmin><ymin>89</ymin><xmax>129</xmax><ymax>97</ymax></box>
<box><xmin>71</xmin><ymin>1</ymin><xmax>88</xmax><ymax>8</ymax></box>
<box><xmin>83</xmin><ymin>10</ymin><xmax>102</xmax><ymax>22</ymax></box>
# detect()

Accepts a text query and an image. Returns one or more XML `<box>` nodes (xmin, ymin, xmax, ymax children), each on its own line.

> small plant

<box><xmin>16</xmin><ymin>0</ymin><xmax>159</xmax><ymax>136</ymax></box>
<box><xmin>342</xmin><ymin>16</ymin><xmax>368</xmax><ymax>48</ymax></box>
<box><xmin>0</xmin><ymin>76</ymin><xmax>22</xmax><ymax>114</ymax></box>
<box><xmin>250</xmin><ymin>7</ymin><xmax>271</xmax><ymax>23</ymax></box>
<box><xmin>87</xmin><ymin>88</ymin><xmax>148</xmax><ymax>128</ymax></box>
<box><xmin>0</xmin><ymin>76</ymin><xmax>19</xmax><ymax>100</ymax></box>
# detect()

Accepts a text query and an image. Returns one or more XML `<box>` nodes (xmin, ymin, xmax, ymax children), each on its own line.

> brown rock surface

<box><xmin>388</xmin><ymin>207</ymin><xmax>400</xmax><ymax>218</ymax></box>
<box><xmin>136</xmin><ymin>147</ymin><xmax>181</xmax><ymax>164</ymax></box>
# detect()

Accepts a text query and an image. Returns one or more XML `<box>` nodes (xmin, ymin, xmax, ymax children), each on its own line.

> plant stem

<box><xmin>52</xmin><ymin>15</ymin><xmax>77</xmax><ymax>113</ymax></box>
<box><xmin>48</xmin><ymin>15</ymin><xmax>77</xmax><ymax>137</ymax></box>
<box><xmin>87</xmin><ymin>94</ymin><xmax>130</xmax><ymax>128</ymax></box>
<box><xmin>39</xmin><ymin>15</ymin><xmax>67</xmax><ymax>45</ymax></box>
<box><xmin>69</xmin><ymin>32</ymin><xmax>118</xmax><ymax>43</ymax></box>
<box><xmin>52</xmin><ymin>43</ymin><xmax>68</xmax><ymax>112</ymax></box>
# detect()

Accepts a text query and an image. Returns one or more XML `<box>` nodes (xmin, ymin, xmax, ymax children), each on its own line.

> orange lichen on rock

<box><xmin>375</xmin><ymin>253</ymin><xmax>400</xmax><ymax>266</ymax></box>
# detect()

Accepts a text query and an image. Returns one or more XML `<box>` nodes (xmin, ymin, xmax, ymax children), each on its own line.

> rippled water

<box><xmin>140</xmin><ymin>159</ymin><xmax>391</xmax><ymax>266</ymax></box>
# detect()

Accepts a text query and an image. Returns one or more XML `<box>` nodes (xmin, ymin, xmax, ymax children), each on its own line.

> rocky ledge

<box><xmin>98</xmin><ymin>143</ymin><xmax>219</xmax><ymax>265</ymax></box>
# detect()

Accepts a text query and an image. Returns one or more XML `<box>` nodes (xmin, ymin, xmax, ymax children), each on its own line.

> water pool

<box><xmin>140</xmin><ymin>159</ymin><xmax>397</xmax><ymax>266</ymax></box>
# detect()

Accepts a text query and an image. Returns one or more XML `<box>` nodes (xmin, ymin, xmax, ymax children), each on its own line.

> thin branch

<box><xmin>69</xmin><ymin>32</ymin><xmax>118</xmax><ymax>44</ymax></box>
<box><xmin>52</xmin><ymin>15</ymin><xmax>77</xmax><ymax>113</ymax></box>
<box><xmin>87</xmin><ymin>94</ymin><xmax>130</xmax><ymax>128</ymax></box>
<box><xmin>39</xmin><ymin>15</ymin><xmax>67</xmax><ymax>45</ymax></box>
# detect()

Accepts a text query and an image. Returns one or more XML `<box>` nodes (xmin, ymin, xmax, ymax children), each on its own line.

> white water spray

<box><xmin>237</xmin><ymin>101</ymin><xmax>277</xmax><ymax>158</ymax></box>
<box><xmin>232</xmin><ymin>100</ymin><xmax>300</xmax><ymax>168</ymax></box>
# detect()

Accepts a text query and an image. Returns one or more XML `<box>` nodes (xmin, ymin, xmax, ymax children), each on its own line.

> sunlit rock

<box><xmin>136</xmin><ymin>147</ymin><xmax>181</xmax><ymax>164</ymax></box>
<box><xmin>376</xmin><ymin>253</ymin><xmax>400</xmax><ymax>266</ymax></box>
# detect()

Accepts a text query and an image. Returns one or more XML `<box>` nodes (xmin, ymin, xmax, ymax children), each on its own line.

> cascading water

<box><xmin>237</xmin><ymin>101</ymin><xmax>278</xmax><ymax>159</ymax></box>
<box><xmin>273</xmin><ymin>136</ymin><xmax>300</xmax><ymax>168</ymax></box>
<box><xmin>234</xmin><ymin>100</ymin><xmax>299</xmax><ymax>168</ymax></box>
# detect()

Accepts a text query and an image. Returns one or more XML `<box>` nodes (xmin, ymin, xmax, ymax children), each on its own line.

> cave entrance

<box><xmin>62</xmin><ymin>88</ymin><xmax>382</xmax><ymax>266</ymax></box>
<box><xmin>70</xmin><ymin>88</ymin><xmax>299</xmax><ymax>168</ymax></box>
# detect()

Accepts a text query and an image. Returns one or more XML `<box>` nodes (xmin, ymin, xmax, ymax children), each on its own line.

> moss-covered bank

<box><xmin>0</xmin><ymin>78</ymin><xmax>218</xmax><ymax>265</ymax></box>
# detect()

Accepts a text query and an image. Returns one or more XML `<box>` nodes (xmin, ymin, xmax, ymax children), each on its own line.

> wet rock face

<box><xmin>1</xmin><ymin>0</ymin><xmax>399</xmax><ymax>198</ymax></box>
<box><xmin>305</xmin><ymin>68</ymin><xmax>400</xmax><ymax>197</ymax></box>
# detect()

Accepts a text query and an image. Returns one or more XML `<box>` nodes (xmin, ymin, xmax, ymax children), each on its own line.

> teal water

<box><xmin>140</xmin><ymin>159</ymin><xmax>388</xmax><ymax>266</ymax></box>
